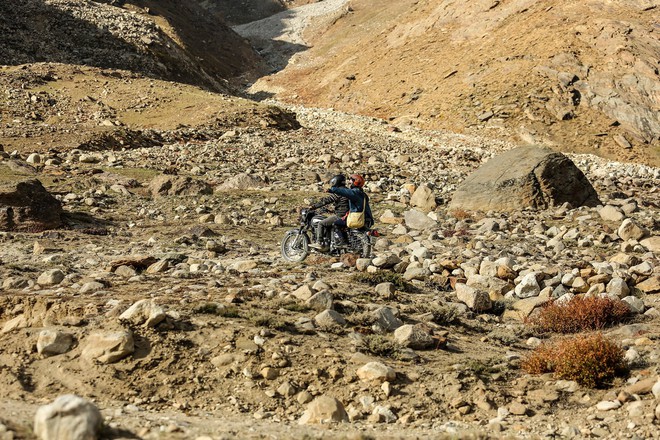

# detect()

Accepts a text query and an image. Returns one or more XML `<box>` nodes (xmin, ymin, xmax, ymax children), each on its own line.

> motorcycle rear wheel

<box><xmin>281</xmin><ymin>230</ymin><xmax>310</xmax><ymax>262</ymax></box>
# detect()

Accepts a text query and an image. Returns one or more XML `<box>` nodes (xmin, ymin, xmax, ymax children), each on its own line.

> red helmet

<box><xmin>349</xmin><ymin>174</ymin><xmax>365</xmax><ymax>188</ymax></box>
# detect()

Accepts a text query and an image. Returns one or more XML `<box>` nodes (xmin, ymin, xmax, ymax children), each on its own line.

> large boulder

<box><xmin>148</xmin><ymin>175</ymin><xmax>212</xmax><ymax>197</ymax></box>
<box><xmin>0</xmin><ymin>179</ymin><xmax>63</xmax><ymax>231</ymax></box>
<box><xmin>449</xmin><ymin>146</ymin><xmax>600</xmax><ymax>212</ymax></box>
<box><xmin>216</xmin><ymin>173</ymin><xmax>265</xmax><ymax>191</ymax></box>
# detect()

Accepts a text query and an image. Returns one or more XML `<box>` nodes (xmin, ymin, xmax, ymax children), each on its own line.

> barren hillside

<box><xmin>247</xmin><ymin>0</ymin><xmax>660</xmax><ymax>167</ymax></box>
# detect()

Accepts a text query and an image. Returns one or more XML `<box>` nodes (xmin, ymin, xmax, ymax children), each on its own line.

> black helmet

<box><xmin>329</xmin><ymin>174</ymin><xmax>346</xmax><ymax>187</ymax></box>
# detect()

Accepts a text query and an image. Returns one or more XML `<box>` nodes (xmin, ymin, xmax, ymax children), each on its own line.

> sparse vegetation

<box><xmin>194</xmin><ymin>303</ymin><xmax>241</xmax><ymax>318</ymax></box>
<box><xmin>526</xmin><ymin>296</ymin><xmax>631</xmax><ymax>334</ymax></box>
<box><xmin>278</xmin><ymin>301</ymin><xmax>311</xmax><ymax>313</ymax></box>
<box><xmin>521</xmin><ymin>333</ymin><xmax>627</xmax><ymax>387</ymax></box>
<box><xmin>347</xmin><ymin>310</ymin><xmax>378</xmax><ymax>327</ymax></box>
<box><xmin>449</xmin><ymin>209</ymin><xmax>472</xmax><ymax>220</ymax></box>
<box><xmin>486</xmin><ymin>328</ymin><xmax>520</xmax><ymax>346</ymax></box>
<box><xmin>352</xmin><ymin>271</ymin><xmax>411</xmax><ymax>292</ymax></box>
<box><xmin>417</xmin><ymin>302</ymin><xmax>460</xmax><ymax>325</ymax></box>
<box><xmin>465</xmin><ymin>358</ymin><xmax>505</xmax><ymax>381</ymax></box>
<box><xmin>358</xmin><ymin>334</ymin><xmax>401</xmax><ymax>358</ymax></box>
<box><xmin>245</xmin><ymin>311</ymin><xmax>286</xmax><ymax>329</ymax></box>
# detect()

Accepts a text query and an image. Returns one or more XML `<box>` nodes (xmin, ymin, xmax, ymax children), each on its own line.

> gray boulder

<box><xmin>404</xmin><ymin>209</ymin><xmax>437</xmax><ymax>230</ymax></box>
<box><xmin>449</xmin><ymin>146</ymin><xmax>600</xmax><ymax>212</ymax></box>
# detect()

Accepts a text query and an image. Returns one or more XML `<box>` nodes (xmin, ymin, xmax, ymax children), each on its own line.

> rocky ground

<box><xmin>1</xmin><ymin>92</ymin><xmax>660</xmax><ymax>438</ymax></box>
<box><xmin>1</xmin><ymin>1</ymin><xmax>660</xmax><ymax>439</ymax></box>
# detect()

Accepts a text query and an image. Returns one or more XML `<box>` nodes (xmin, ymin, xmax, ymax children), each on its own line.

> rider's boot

<box><xmin>310</xmin><ymin>226</ymin><xmax>328</xmax><ymax>250</ymax></box>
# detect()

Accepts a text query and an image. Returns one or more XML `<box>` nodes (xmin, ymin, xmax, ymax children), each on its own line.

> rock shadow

<box><xmin>62</xmin><ymin>211</ymin><xmax>115</xmax><ymax>234</ymax></box>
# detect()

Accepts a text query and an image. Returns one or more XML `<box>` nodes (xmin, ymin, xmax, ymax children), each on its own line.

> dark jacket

<box><xmin>311</xmin><ymin>192</ymin><xmax>349</xmax><ymax>215</ymax></box>
<box><xmin>328</xmin><ymin>187</ymin><xmax>373</xmax><ymax>226</ymax></box>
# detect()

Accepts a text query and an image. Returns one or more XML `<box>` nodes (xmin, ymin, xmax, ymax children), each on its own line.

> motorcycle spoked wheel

<box><xmin>281</xmin><ymin>230</ymin><xmax>310</xmax><ymax>262</ymax></box>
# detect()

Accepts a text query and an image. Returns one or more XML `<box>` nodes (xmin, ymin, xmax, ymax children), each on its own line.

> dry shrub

<box><xmin>352</xmin><ymin>271</ymin><xmax>411</xmax><ymax>291</ymax></box>
<box><xmin>450</xmin><ymin>209</ymin><xmax>471</xmax><ymax>220</ymax></box>
<box><xmin>359</xmin><ymin>334</ymin><xmax>401</xmax><ymax>358</ymax></box>
<box><xmin>522</xmin><ymin>333</ymin><xmax>627</xmax><ymax>387</ymax></box>
<box><xmin>527</xmin><ymin>296</ymin><xmax>630</xmax><ymax>334</ymax></box>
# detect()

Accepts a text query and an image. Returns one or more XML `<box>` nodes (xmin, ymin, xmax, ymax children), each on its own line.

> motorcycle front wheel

<box><xmin>281</xmin><ymin>230</ymin><xmax>310</xmax><ymax>262</ymax></box>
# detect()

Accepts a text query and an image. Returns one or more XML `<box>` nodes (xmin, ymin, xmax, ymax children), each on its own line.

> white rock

<box><xmin>80</xmin><ymin>281</ymin><xmax>105</xmax><ymax>294</ymax></box>
<box><xmin>37</xmin><ymin>330</ymin><xmax>74</xmax><ymax>357</ymax></box>
<box><xmin>37</xmin><ymin>269</ymin><xmax>65</xmax><ymax>286</ymax></box>
<box><xmin>515</xmin><ymin>272</ymin><xmax>540</xmax><ymax>298</ymax></box>
<box><xmin>598</xmin><ymin>205</ymin><xmax>625</xmax><ymax>222</ymax></box>
<box><xmin>618</xmin><ymin>218</ymin><xmax>646</xmax><ymax>241</ymax></box>
<box><xmin>357</xmin><ymin>362</ymin><xmax>396</xmax><ymax>383</ymax></box>
<box><xmin>372</xmin><ymin>307</ymin><xmax>402</xmax><ymax>332</ymax></box>
<box><xmin>314</xmin><ymin>309</ymin><xmax>346</xmax><ymax>327</ymax></box>
<box><xmin>393</xmin><ymin>324</ymin><xmax>434</xmax><ymax>349</ymax></box>
<box><xmin>455</xmin><ymin>283</ymin><xmax>492</xmax><ymax>311</ymax></box>
<box><xmin>81</xmin><ymin>330</ymin><xmax>134</xmax><ymax>364</ymax></box>
<box><xmin>404</xmin><ymin>209</ymin><xmax>437</xmax><ymax>230</ymax></box>
<box><xmin>34</xmin><ymin>395</ymin><xmax>102</xmax><ymax>440</ymax></box>
<box><xmin>298</xmin><ymin>395</ymin><xmax>348</xmax><ymax>425</ymax></box>
<box><xmin>630</xmin><ymin>261</ymin><xmax>653</xmax><ymax>276</ymax></box>
<box><xmin>119</xmin><ymin>299</ymin><xmax>166</xmax><ymax>327</ymax></box>
<box><xmin>606</xmin><ymin>277</ymin><xmax>629</xmax><ymax>298</ymax></box>
<box><xmin>621</xmin><ymin>296</ymin><xmax>645</xmax><ymax>314</ymax></box>
<box><xmin>371</xmin><ymin>405</ymin><xmax>398</xmax><ymax>423</ymax></box>
<box><xmin>596</xmin><ymin>400</ymin><xmax>621</xmax><ymax>411</ymax></box>
<box><xmin>652</xmin><ymin>380</ymin><xmax>660</xmax><ymax>399</ymax></box>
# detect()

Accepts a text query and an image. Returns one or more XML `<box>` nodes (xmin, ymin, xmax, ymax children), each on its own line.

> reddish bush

<box><xmin>522</xmin><ymin>333</ymin><xmax>627</xmax><ymax>388</ymax></box>
<box><xmin>527</xmin><ymin>296</ymin><xmax>630</xmax><ymax>334</ymax></box>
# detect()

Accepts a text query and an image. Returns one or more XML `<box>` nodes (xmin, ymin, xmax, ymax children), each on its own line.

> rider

<box><xmin>309</xmin><ymin>174</ymin><xmax>350</xmax><ymax>250</ymax></box>
<box><xmin>328</xmin><ymin>174</ymin><xmax>373</xmax><ymax>246</ymax></box>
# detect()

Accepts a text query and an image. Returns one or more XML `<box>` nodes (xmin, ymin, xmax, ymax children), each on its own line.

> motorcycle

<box><xmin>281</xmin><ymin>208</ymin><xmax>378</xmax><ymax>262</ymax></box>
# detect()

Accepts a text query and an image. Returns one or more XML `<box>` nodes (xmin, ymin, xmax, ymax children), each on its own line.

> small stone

<box><xmin>260</xmin><ymin>367</ymin><xmax>279</xmax><ymax>380</ymax></box>
<box><xmin>277</xmin><ymin>381</ymin><xmax>297</xmax><ymax>397</ymax></box>
<box><xmin>81</xmin><ymin>329</ymin><xmax>134</xmax><ymax>364</ymax></box>
<box><xmin>357</xmin><ymin>362</ymin><xmax>396</xmax><ymax>383</ymax></box>
<box><xmin>119</xmin><ymin>299</ymin><xmax>166</xmax><ymax>327</ymax></box>
<box><xmin>314</xmin><ymin>309</ymin><xmax>346</xmax><ymax>327</ymax></box>
<box><xmin>306</xmin><ymin>290</ymin><xmax>333</xmax><ymax>311</ymax></box>
<box><xmin>298</xmin><ymin>395</ymin><xmax>348</xmax><ymax>424</ymax></box>
<box><xmin>37</xmin><ymin>269</ymin><xmax>65</xmax><ymax>286</ymax></box>
<box><xmin>375</xmin><ymin>282</ymin><xmax>395</xmax><ymax>298</ymax></box>
<box><xmin>297</xmin><ymin>391</ymin><xmax>314</xmax><ymax>405</ymax></box>
<box><xmin>393</xmin><ymin>324</ymin><xmax>434</xmax><ymax>349</ymax></box>
<box><xmin>508</xmin><ymin>401</ymin><xmax>528</xmax><ymax>415</ymax></box>
<box><xmin>596</xmin><ymin>400</ymin><xmax>621</xmax><ymax>411</ymax></box>
<box><xmin>37</xmin><ymin>330</ymin><xmax>73</xmax><ymax>357</ymax></box>
<box><xmin>618</xmin><ymin>218</ymin><xmax>646</xmax><ymax>241</ymax></box>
